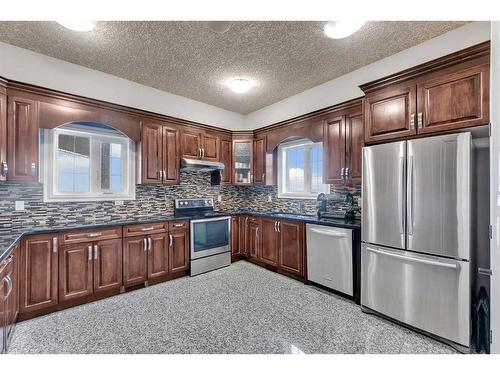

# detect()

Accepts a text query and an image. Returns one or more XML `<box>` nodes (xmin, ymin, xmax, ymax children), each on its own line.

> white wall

<box><xmin>0</xmin><ymin>42</ymin><xmax>244</xmax><ymax>130</ymax></box>
<box><xmin>243</xmin><ymin>21</ymin><xmax>491</xmax><ymax>129</ymax></box>
<box><xmin>490</xmin><ymin>21</ymin><xmax>500</xmax><ymax>354</ymax></box>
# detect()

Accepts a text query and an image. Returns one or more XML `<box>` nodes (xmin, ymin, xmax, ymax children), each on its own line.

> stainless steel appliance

<box><xmin>306</xmin><ymin>224</ymin><xmax>353</xmax><ymax>296</ymax></box>
<box><xmin>174</xmin><ymin>198</ymin><xmax>231</xmax><ymax>276</ymax></box>
<box><xmin>362</xmin><ymin>132</ymin><xmax>472</xmax><ymax>348</ymax></box>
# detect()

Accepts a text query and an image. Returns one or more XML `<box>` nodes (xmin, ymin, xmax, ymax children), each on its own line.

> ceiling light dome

<box><xmin>324</xmin><ymin>21</ymin><xmax>365</xmax><ymax>39</ymax></box>
<box><xmin>56</xmin><ymin>20</ymin><xmax>96</xmax><ymax>32</ymax></box>
<box><xmin>227</xmin><ymin>78</ymin><xmax>254</xmax><ymax>94</ymax></box>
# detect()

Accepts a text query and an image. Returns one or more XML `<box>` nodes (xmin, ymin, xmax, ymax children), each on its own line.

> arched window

<box><xmin>41</xmin><ymin>122</ymin><xmax>135</xmax><ymax>202</ymax></box>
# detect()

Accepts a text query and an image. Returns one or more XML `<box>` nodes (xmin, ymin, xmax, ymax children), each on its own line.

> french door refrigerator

<box><xmin>361</xmin><ymin>132</ymin><xmax>471</xmax><ymax>347</ymax></box>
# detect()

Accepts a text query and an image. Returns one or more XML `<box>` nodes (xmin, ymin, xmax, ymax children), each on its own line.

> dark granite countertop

<box><xmin>0</xmin><ymin>211</ymin><xmax>360</xmax><ymax>261</ymax></box>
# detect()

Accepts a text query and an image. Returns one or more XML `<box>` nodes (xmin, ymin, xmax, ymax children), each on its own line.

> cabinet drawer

<box><xmin>60</xmin><ymin>226</ymin><xmax>122</xmax><ymax>244</ymax></box>
<box><xmin>123</xmin><ymin>222</ymin><xmax>167</xmax><ymax>237</ymax></box>
<box><xmin>168</xmin><ymin>220</ymin><xmax>189</xmax><ymax>232</ymax></box>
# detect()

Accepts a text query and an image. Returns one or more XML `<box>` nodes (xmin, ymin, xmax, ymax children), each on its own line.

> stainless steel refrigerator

<box><xmin>361</xmin><ymin>132</ymin><xmax>471</xmax><ymax>347</ymax></box>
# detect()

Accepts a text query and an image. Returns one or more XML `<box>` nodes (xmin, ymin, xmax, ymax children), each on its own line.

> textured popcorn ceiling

<box><xmin>0</xmin><ymin>21</ymin><xmax>467</xmax><ymax>114</ymax></box>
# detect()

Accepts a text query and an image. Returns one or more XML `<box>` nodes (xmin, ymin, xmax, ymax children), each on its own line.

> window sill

<box><xmin>277</xmin><ymin>194</ymin><xmax>317</xmax><ymax>200</ymax></box>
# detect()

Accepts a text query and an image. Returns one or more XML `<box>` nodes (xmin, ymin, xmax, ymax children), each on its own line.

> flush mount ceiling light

<box><xmin>324</xmin><ymin>21</ymin><xmax>365</xmax><ymax>39</ymax></box>
<box><xmin>206</xmin><ymin>21</ymin><xmax>232</xmax><ymax>34</ymax></box>
<box><xmin>56</xmin><ymin>20</ymin><xmax>96</xmax><ymax>32</ymax></box>
<box><xmin>227</xmin><ymin>78</ymin><xmax>254</xmax><ymax>94</ymax></box>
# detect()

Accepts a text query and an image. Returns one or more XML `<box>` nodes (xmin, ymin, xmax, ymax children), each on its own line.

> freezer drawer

<box><xmin>361</xmin><ymin>243</ymin><xmax>470</xmax><ymax>346</ymax></box>
<box><xmin>306</xmin><ymin>224</ymin><xmax>353</xmax><ymax>296</ymax></box>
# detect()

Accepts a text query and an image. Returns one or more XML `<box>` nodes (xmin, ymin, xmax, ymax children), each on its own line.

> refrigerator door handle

<box><xmin>364</xmin><ymin>246</ymin><xmax>459</xmax><ymax>270</ymax></box>
<box><xmin>399</xmin><ymin>156</ymin><xmax>405</xmax><ymax>235</ymax></box>
<box><xmin>407</xmin><ymin>154</ymin><xmax>414</xmax><ymax>236</ymax></box>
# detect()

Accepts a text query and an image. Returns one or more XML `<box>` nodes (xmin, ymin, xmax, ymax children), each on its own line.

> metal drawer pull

<box><xmin>340</xmin><ymin>167</ymin><xmax>345</xmax><ymax>180</ymax></box>
<box><xmin>410</xmin><ymin>113</ymin><xmax>415</xmax><ymax>129</ymax></box>
<box><xmin>141</xmin><ymin>227</ymin><xmax>155</xmax><ymax>231</ymax></box>
<box><xmin>87</xmin><ymin>245</ymin><xmax>92</xmax><ymax>261</ymax></box>
<box><xmin>86</xmin><ymin>232</ymin><xmax>102</xmax><ymax>238</ymax></box>
<box><xmin>143</xmin><ymin>238</ymin><xmax>147</xmax><ymax>252</ymax></box>
<box><xmin>169</xmin><ymin>234</ymin><xmax>173</xmax><ymax>247</ymax></box>
<box><xmin>148</xmin><ymin>237</ymin><xmax>152</xmax><ymax>251</ymax></box>
<box><xmin>1</xmin><ymin>161</ymin><xmax>8</xmax><ymax>177</ymax></box>
<box><xmin>31</xmin><ymin>162</ymin><xmax>36</xmax><ymax>176</ymax></box>
<box><xmin>52</xmin><ymin>237</ymin><xmax>58</xmax><ymax>253</ymax></box>
<box><xmin>417</xmin><ymin>112</ymin><xmax>423</xmax><ymax>128</ymax></box>
<box><xmin>4</xmin><ymin>275</ymin><xmax>13</xmax><ymax>298</ymax></box>
<box><xmin>173</xmin><ymin>223</ymin><xmax>184</xmax><ymax>228</ymax></box>
<box><xmin>365</xmin><ymin>246</ymin><xmax>459</xmax><ymax>270</ymax></box>
<box><xmin>94</xmin><ymin>245</ymin><xmax>99</xmax><ymax>260</ymax></box>
<box><xmin>308</xmin><ymin>228</ymin><xmax>347</xmax><ymax>237</ymax></box>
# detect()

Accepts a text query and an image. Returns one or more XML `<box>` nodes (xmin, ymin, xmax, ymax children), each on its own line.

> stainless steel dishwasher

<box><xmin>306</xmin><ymin>224</ymin><xmax>353</xmax><ymax>296</ymax></box>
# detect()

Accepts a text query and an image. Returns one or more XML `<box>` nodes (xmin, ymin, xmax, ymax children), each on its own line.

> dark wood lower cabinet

<box><xmin>260</xmin><ymin>218</ymin><xmax>279</xmax><ymax>267</ymax></box>
<box><xmin>169</xmin><ymin>230</ymin><xmax>189</xmax><ymax>273</ymax></box>
<box><xmin>147</xmin><ymin>233</ymin><xmax>169</xmax><ymax>281</ymax></box>
<box><xmin>59</xmin><ymin>242</ymin><xmax>93</xmax><ymax>302</ymax></box>
<box><xmin>247</xmin><ymin>218</ymin><xmax>261</xmax><ymax>260</ymax></box>
<box><xmin>279</xmin><ymin>221</ymin><xmax>304</xmax><ymax>276</ymax></box>
<box><xmin>93</xmin><ymin>238</ymin><xmax>122</xmax><ymax>294</ymax></box>
<box><xmin>123</xmin><ymin>235</ymin><xmax>148</xmax><ymax>287</ymax></box>
<box><xmin>231</xmin><ymin>216</ymin><xmax>240</xmax><ymax>257</ymax></box>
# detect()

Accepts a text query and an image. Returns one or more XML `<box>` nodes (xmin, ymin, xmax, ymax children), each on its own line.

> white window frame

<box><xmin>277</xmin><ymin>139</ymin><xmax>330</xmax><ymax>199</ymax></box>
<box><xmin>42</xmin><ymin>124</ymin><xmax>135</xmax><ymax>202</ymax></box>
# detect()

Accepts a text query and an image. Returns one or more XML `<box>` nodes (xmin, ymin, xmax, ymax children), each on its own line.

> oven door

<box><xmin>190</xmin><ymin>217</ymin><xmax>231</xmax><ymax>259</ymax></box>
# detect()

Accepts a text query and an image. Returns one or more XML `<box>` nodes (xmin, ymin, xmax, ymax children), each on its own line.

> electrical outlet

<box><xmin>217</xmin><ymin>195</ymin><xmax>222</xmax><ymax>203</ymax></box>
<box><xmin>115</xmin><ymin>200</ymin><xmax>124</xmax><ymax>206</ymax></box>
<box><xmin>15</xmin><ymin>201</ymin><xmax>25</xmax><ymax>211</ymax></box>
<box><xmin>267</xmin><ymin>195</ymin><xmax>272</xmax><ymax>203</ymax></box>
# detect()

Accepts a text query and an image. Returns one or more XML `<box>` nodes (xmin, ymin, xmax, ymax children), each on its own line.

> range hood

<box><xmin>180</xmin><ymin>158</ymin><xmax>225</xmax><ymax>172</ymax></box>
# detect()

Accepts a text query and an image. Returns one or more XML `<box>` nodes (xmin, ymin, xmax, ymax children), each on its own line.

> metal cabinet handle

<box><xmin>407</xmin><ymin>155</ymin><xmax>414</xmax><ymax>236</ymax></box>
<box><xmin>52</xmin><ymin>237</ymin><xmax>58</xmax><ymax>253</ymax></box>
<box><xmin>93</xmin><ymin>245</ymin><xmax>99</xmax><ymax>260</ymax></box>
<box><xmin>141</xmin><ymin>227</ymin><xmax>155</xmax><ymax>231</ymax></box>
<box><xmin>256</xmin><ymin>227</ymin><xmax>259</xmax><ymax>237</ymax></box>
<box><xmin>86</xmin><ymin>232</ymin><xmax>102</xmax><ymax>238</ymax></box>
<box><xmin>345</xmin><ymin>168</ymin><xmax>349</xmax><ymax>179</ymax></box>
<box><xmin>262</xmin><ymin>173</ymin><xmax>265</xmax><ymax>181</ymax></box>
<box><xmin>198</xmin><ymin>148</ymin><xmax>202</xmax><ymax>158</ymax></box>
<box><xmin>410</xmin><ymin>113</ymin><xmax>415</xmax><ymax>129</ymax></box>
<box><xmin>148</xmin><ymin>237</ymin><xmax>152</xmax><ymax>251</ymax></box>
<box><xmin>162</xmin><ymin>170</ymin><xmax>166</xmax><ymax>180</ymax></box>
<box><xmin>277</xmin><ymin>221</ymin><xmax>281</xmax><ymax>233</ymax></box>
<box><xmin>202</xmin><ymin>148</ymin><xmax>205</xmax><ymax>159</ymax></box>
<box><xmin>173</xmin><ymin>223</ymin><xmax>184</xmax><ymax>228</ymax></box>
<box><xmin>87</xmin><ymin>245</ymin><xmax>92</xmax><ymax>261</ymax></box>
<box><xmin>399</xmin><ymin>156</ymin><xmax>405</xmax><ymax>235</ymax></box>
<box><xmin>143</xmin><ymin>238</ymin><xmax>147</xmax><ymax>252</ymax></box>
<box><xmin>274</xmin><ymin>221</ymin><xmax>278</xmax><ymax>232</ymax></box>
<box><xmin>4</xmin><ymin>275</ymin><xmax>13</xmax><ymax>298</ymax></box>
<box><xmin>340</xmin><ymin>167</ymin><xmax>345</xmax><ymax>180</ymax></box>
<box><xmin>1</xmin><ymin>161</ymin><xmax>8</xmax><ymax>177</ymax></box>
<box><xmin>31</xmin><ymin>162</ymin><xmax>36</xmax><ymax>177</ymax></box>
<box><xmin>417</xmin><ymin>112</ymin><xmax>423</xmax><ymax>128</ymax></box>
<box><xmin>5</xmin><ymin>254</ymin><xmax>13</xmax><ymax>264</ymax></box>
<box><xmin>169</xmin><ymin>234</ymin><xmax>173</xmax><ymax>247</ymax></box>
<box><xmin>365</xmin><ymin>246</ymin><xmax>459</xmax><ymax>270</ymax></box>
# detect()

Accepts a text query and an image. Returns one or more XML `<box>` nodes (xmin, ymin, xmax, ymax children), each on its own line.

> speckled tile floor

<box><xmin>8</xmin><ymin>261</ymin><xmax>457</xmax><ymax>354</ymax></box>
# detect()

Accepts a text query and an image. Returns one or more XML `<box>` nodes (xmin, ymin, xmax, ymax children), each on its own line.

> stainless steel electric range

<box><xmin>174</xmin><ymin>198</ymin><xmax>231</xmax><ymax>276</ymax></box>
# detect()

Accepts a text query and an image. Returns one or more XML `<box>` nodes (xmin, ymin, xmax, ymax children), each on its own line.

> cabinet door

<box><xmin>231</xmin><ymin>216</ymin><xmax>240</xmax><ymax>256</ymax></box>
<box><xmin>94</xmin><ymin>238</ymin><xmax>123</xmax><ymax>293</ymax></box>
<box><xmin>345</xmin><ymin>111</ymin><xmax>363</xmax><ymax>185</ymax></box>
<box><xmin>323</xmin><ymin>115</ymin><xmax>345</xmax><ymax>185</ymax></box>
<box><xmin>1</xmin><ymin>249</ymin><xmax>16</xmax><ymax>339</ymax></box>
<box><xmin>169</xmin><ymin>230</ymin><xmax>189</xmax><ymax>273</ymax></box>
<box><xmin>240</xmin><ymin>216</ymin><xmax>249</xmax><ymax>256</ymax></box>
<box><xmin>260</xmin><ymin>218</ymin><xmax>279</xmax><ymax>267</ymax></box>
<box><xmin>20</xmin><ymin>235</ymin><xmax>58</xmax><ymax>313</ymax></box>
<box><xmin>202</xmin><ymin>133</ymin><xmax>219</xmax><ymax>161</ymax></box>
<box><xmin>233</xmin><ymin>140</ymin><xmax>253</xmax><ymax>185</ymax></box>
<box><xmin>253</xmin><ymin>137</ymin><xmax>266</xmax><ymax>185</ymax></box>
<box><xmin>123</xmin><ymin>236</ymin><xmax>148</xmax><ymax>286</ymax></box>
<box><xmin>220</xmin><ymin>138</ymin><xmax>232</xmax><ymax>184</ymax></box>
<box><xmin>162</xmin><ymin>125</ymin><xmax>180</xmax><ymax>184</ymax></box>
<box><xmin>279</xmin><ymin>221</ymin><xmax>304</xmax><ymax>276</ymax></box>
<box><xmin>7</xmin><ymin>96</ymin><xmax>39</xmax><ymax>182</ymax></box>
<box><xmin>364</xmin><ymin>84</ymin><xmax>417</xmax><ymax>143</ymax></box>
<box><xmin>247</xmin><ymin>220</ymin><xmax>261</xmax><ymax>259</ymax></box>
<box><xmin>181</xmin><ymin>131</ymin><xmax>201</xmax><ymax>159</ymax></box>
<box><xmin>417</xmin><ymin>63</ymin><xmax>489</xmax><ymax>134</ymax></box>
<box><xmin>147</xmin><ymin>233</ymin><xmax>169</xmax><ymax>280</ymax></box>
<box><xmin>141</xmin><ymin>122</ymin><xmax>163</xmax><ymax>184</ymax></box>
<box><xmin>59</xmin><ymin>242</ymin><xmax>93</xmax><ymax>302</ymax></box>
<box><xmin>0</xmin><ymin>92</ymin><xmax>6</xmax><ymax>181</ymax></box>
<box><xmin>0</xmin><ymin>262</ymin><xmax>5</xmax><ymax>354</ymax></box>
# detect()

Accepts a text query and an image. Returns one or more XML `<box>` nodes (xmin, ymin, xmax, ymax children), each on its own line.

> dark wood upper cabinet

<box><xmin>0</xmin><ymin>92</ymin><xmax>7</xmax><ymax>181</ymax></box>
<box><xmin>233</xmin><ymin>139</ymin><xmax>253</xmax><ymax>185</ymax></box>
<box><xmin>181</xmin><ymin>131</ymin><xmax>202</xmax><ymax>159</ymax></box>
<box><xmin>363</xmin><ymin>84</ymin><xmax>416</xmax><ymax>143</ymax></box>
<box><xmin>59</xmin><ymin>242</ymin><xmax>94</xmax><ymax>302</ymax></box>
<box><xmin>220</xmin><ymin>137</ymin><xmax>232</xmax><ymax>184</ymax></box>
<box><xmin>345</xmin><ymin>111</ymin><xmax>363</xmax><ymax>185</ymax></box>
<box><xmin>201</xmin><ymin>133</ymin><xmax>219</xmax><ymax>161</ymax></box>
<box><xmin>7</xmin><ymin>95</ymin><xmax>39</xmax><ymax>182</ymax></box>
<box><xmin>93</xmin><ymin>238</ymin><xmax>123</xmax><ymax>294</ymax></box>
<box><xmin>253</xmin><ymin>137</ymin><xmax>266</xmax><ymax>185</ymax></box>
<box><xmin>141</xmin><ymin>122</ymin><xmax>163</xmax><ymax>184</ymax></box>
<box><xmin>123</xmin><ymin>236</ymin><xmax>148</xmax><ymax>287</ymax></box>
<box><xmin>168</xmin><ymin>230</ymin><xmax>189</xmax><ymax>273</ymax></box>
<box><xmin>417</xmin><ymin>63</ymin><xmax>489</xmax><ymax>134</ymax></box>
<box><xmin>19</xmin><ymin>234</ymin><xmax>58</xmax><ymax>314</ymax></box>
<box><xmin>279</xmin><ymin>221</ymin><xmax>304</xmax><ymax>277</ymax></box>
<box><xmin>323</xmin><ymin>115</ymin><xmax>345</xmax><ymax>185</ymax></box>
<box><xmin>260</xmin><ymin>217</ymin><xmax>279</xmax><ymax>267</ymax></box>
<box><xmin>162</xmin><ymin>125</ymin><xmax>180</xmax><ymax>184</ymax></box>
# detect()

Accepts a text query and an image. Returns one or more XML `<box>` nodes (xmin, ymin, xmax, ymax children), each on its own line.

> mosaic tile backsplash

<box><xmin>0</xmin><ymin>171</ymin><xmax>360</xmax><ymax>236</ymax></box>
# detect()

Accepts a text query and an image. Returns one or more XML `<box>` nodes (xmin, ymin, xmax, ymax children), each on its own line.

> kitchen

<box><xmin>0</xmin><ymin>8</ymin><xmax>499</xmax><ymax>370</ymax></box>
